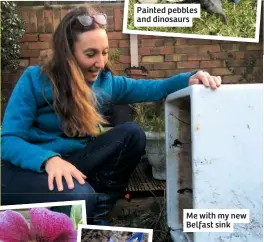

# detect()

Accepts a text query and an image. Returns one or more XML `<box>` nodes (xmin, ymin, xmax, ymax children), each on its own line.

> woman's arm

<box><xmin>1</xmin><ymin>67</ymin><xmax>61</xmax><ymax>172</ymax></box>
<box><xmin>111</xmin><ymin>70</ymin><xmax>198</xmax><ymax>104</ymax></box>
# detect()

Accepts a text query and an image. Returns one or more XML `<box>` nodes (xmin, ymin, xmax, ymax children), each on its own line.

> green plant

<box><xmin>109</xmin><ymin>48</ymin><xmax>122</xmax><ymax>62</ymax></box>
<box><xmin>133</xmin><ymin>103</ymin><xmax>165</xmax><ymax>133</ymax></box>
<box><xmin>1</xmin><ymin>1</ymin><xmax>25</xmax><ymax>70</ymax></box>
<box><xmin>128</xmin><ymin>0</ymin><xmax>257</xmax><ymax>38</ymax></box>
<box><xmin>70</xmin><ymin>205</ymin><xmax>83</xmax><ymax>230</ymax></box>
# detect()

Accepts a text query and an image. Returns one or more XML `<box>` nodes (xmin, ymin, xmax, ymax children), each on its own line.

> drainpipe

<box><xmin>127</xmin><ymin>34</ymin><xmax>148</xmax><ymax>79</ymax></box>
<box><xmin>130</xmin><ymin>34</ymin><xmax>139</xmax><ymax>67</ymax></box>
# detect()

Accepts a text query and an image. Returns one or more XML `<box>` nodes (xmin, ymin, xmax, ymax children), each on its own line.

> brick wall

<box><xmin>1</xmin><ymin>2</ymin><xmax>263</xmax><ymax>115</ymax></box>
<box><xmin>139</xmin><ymin>36</ymin><xmax>263</xmax><ymax>84</ymax></box>
<box><xmin>17</xmin><ymin>3</ymin><xmax>130</xmax><ymax>72</ymax></box>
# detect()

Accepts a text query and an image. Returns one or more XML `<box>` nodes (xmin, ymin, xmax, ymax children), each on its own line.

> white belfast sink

<box><xmin>165</xmin><ymin>84</ymin><xmax>263</xmax><ymax>242</ymax></box>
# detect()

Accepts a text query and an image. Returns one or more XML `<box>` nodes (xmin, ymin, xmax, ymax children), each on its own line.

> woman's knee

<box><xmin>118</xmin><ymin>122</ymin><xmax>146</xmax><ymax>151</ymax></box>
<box><xmin>67</xmin><ymin>180</ymin><xmax>97</xmax><ymax>206</ymax></box>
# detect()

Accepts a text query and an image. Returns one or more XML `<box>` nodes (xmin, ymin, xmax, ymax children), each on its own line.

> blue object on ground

<box><xmin>233</xmin><ymin>0</ymin><xmax>240</xmax><ymax>3</ymax></box>
<box><xmin>127</xmin><ymin>232</ymin><xmax>145</xmax><ymax>242</ymax></box>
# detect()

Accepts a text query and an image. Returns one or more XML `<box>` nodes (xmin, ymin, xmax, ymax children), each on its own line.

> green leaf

<box><xmin>98</xmin><ymin>124</ymin><xmax>105</xmax><ymax>134</ymax></box>
<box><xmin>1</xmin><ymin>1</ymin><xmax>25</xmax><ymax>70</ymax></box>
<box><xmin>70</xmin><ymin>205</ymin><xmax>83</xmax><ymax>230</ymax></box>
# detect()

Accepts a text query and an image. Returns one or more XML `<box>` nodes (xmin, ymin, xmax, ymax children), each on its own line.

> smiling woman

<box><xmin>1</xmin><ymin>5</ymin><xmax>221</xmax><ymax>227</ymax></box>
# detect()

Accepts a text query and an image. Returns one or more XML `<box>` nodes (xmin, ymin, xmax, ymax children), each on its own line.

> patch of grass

<box><xmin>111</xmin><ymin>196</ymin><xmax>171</xmax><ymax>242</ymax></box>
<box><xmin>128</xmin><ymin>0</ymin><xmax>258</xmax><ymax>38</ymax></box>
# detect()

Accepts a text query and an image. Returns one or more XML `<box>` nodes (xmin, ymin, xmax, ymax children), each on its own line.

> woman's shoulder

<box><xmin>21</xmin><ymin>65</ymin><xmax>50</xmax><ymax>85</ymax></box>
<box><xmin>24</xmin><ymin>65</ymin><xmax>47</xmax><ymax>78</ymax></box>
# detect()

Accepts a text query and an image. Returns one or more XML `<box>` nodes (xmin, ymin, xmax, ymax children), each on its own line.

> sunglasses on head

<box><xmin>76</xmin><ymin>13</ymin><xmax>107</xmax><ymax>27</ymax></box>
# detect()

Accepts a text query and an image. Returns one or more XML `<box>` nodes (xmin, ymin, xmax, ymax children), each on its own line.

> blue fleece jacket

<box><xmin>1</xmin><ymin>65</ymin><xmax>197</xmax><ymax>172</ymax></box>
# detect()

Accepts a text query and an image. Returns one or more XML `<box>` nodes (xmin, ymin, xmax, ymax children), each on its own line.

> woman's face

<box><xmin>73</xmin><ymin>28</ymin><xmax>109</xmax><ymax>82</ymax></box>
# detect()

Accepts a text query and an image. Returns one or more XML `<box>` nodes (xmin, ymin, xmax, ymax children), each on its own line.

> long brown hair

<box><xmin>42</xmin><ymin>6</ymin><xmax>112</xmax><ymax>137</ymax></box>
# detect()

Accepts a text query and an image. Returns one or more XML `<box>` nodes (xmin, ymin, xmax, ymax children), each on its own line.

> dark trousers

<box><xmin>1</xmin><ymin>122</ymin><xmax>146</xmax><ymax>225</ymax></box>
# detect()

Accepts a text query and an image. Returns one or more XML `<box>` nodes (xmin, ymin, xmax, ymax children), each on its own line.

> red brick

<box><xmin>20</xmin><ymin>42</ymin><xmax>29</xmax><ymax>50</ymax></box>
<box><xmin>139</xmin><ymin>47</ymin><xmax>151</xmax><ymax>55</ymax></box>
<box><xmin>119</xmin><ymin>56</ymin><xmax>131</xmax><ymax>64</ymax></box>
<box><xmin>141</xmin><ymin>39</ymin><xmax>155</xmax><ymax>47</ymax></box>
<box><xmin>210</xmin><ymin>40</ymin><xmax>224</xmax><ymax>44</ymax></box>
<box><xmin>139</xmin><ymin>63</ymin><xmax>154</xmax><ymax>71</ymax></box>
<box><xmin>188</xmin><ymin>54</ymin><xmax>210</xmax><ymax>61</ymax></box>
<box><xmin>141</xmin><ymin>39</ymin><xmax>165</xmax><ymax>47</ymax></box>
<box><xmin>151</xmin><ymin>46</ymin><xmax>174</xmax><ymax>55</ymax></box>
<box><xmin>246</xmin><ymin>43</ymin><xmax>263</xmax><ymax>51</ymax></box>
<box><xmin>164</xmin><ymin>55</ymin><xmax>173</xmax><ymax>62</ymax></box>
<box><xmin>107</xmin><ymin>32</ymin><xmax>127</xmax><ymax>40</ymax></box>
<box><xmin>119</xmin><ymin>40</ymin><xmax>129</xmax><ymax>48</ymax></box>
<box><xmin>142</xmin><ymin>56</ymin><xmax>164</xmax><ymax>63</ymax></box>
<box><xmin>200</xmin><ymin>60</ymin><xmax>222</xmax><ymax>68</ymax></box>
<box><xmin>199</xmin><ymin>45</ymin><xmax>221</xmax><ymax>53</ymax></box>
<box><xmin>175</xmin><ymin>38</ymin><xmax>188</xmax><ymax>45</ymax></box>
<box><xmin>111</xmin><ymin>63</ymin><xmax>126</xmax><ymax>71</ymax></box>
<box><xmin>114</xmin><ymin>8</ymin><xmax>123</xmax><ymax>31</ymax></box>
<box><xmin>29</xmin><ymin>57</ymin><xmax>40</xmax><ymax>65</ymax></box>
<box><xmin>153</xmin><ymin>62</ymin><xmax>176</xmax><ymax>70</ymax></box>
<box><xmin>21</xmin><ymin>34</ymin><xmax>38</xmax><ymax>42</ymax></box>
<box><xmin>212</xmin><ymin>68</ymin><xmax>233</xmax><ymax>76</ymax></box>
<box><xmin>187</xmin><ymin>39</ymin><xmax>211</xmax><ymax>45</ymax></box>
<box><xmin>53</xmin><ymin>8</ymin><xmax>61</xmax><ymax>32</ymax></box>
<box><xmin>165</xmin><ymin>70</ymin><xmax>182</xmax><ymax>77</ymax></box>
<box><xmin>107</xmin><ymin>16</ymin><xmax>114</xmax><ymax>32</ymax></box>
<box><xmin>154</xmin><ymin>39</ymin><xmax>165</xmax><ymax>47</ymax></box>
<box><xmin>21</xmin><ymin>10</ymin><xmax>30</xmax><ymax>32</ymax></box>
<box><xmin>165</xmin><ymin>54</ymin><xmax>187</xmax><ymax>62</ymax></box>
<box><xmin>119</xmin><ymin>48</ymin><xmax>130</xmax><ymax>56</ymax></box>
<box><xmin>39</xmin><ymin>34</ymin><xmax>52</xmax><ymax>42</ymax></box>
<box><xmin>235</xmin><ymin>52</ymin><xmax>245</xmax><ymax>60</ymax></box>
<box><xmin>199</xmin><ymin>68</ymin><xmax>212</xmax><ymax>74</ymax></box>
<box><xmin>36</xmin><ymin>9</ymin><xmax>45</xmax><ymax>32</ymax></box>
<box><xmin>9</xmin><ymin>73</ymin><xmax>23</xmax><ymax>84</ymax></box>
<box><xmin>237</xmin><ymin>43</ymin><xmax>247</xmax><ymax>51</ymax></box>
<box><xmin>109</xmin><ymin>40</ymin><xmax>119</xmax><ymax>48</ymax></box>
<box><xmin>164</xmin><ymin>39</ymin><xmax>176</xmax><ymax>46</ymax></box>
<box><xmin>20</xmin><ymin>50</ymin><xmax>40</xmax><ymax>58</ymax></box>
<box><xmin>29</xmin><ymin>42</ymin><xmax>50</xmax><ymax>50</ymax></box>
<box><xmin>149</xmin><ymin>70</ymin><xmax>165</xmax><ymax>78</ymax></box>
<box><xmin>138</xmin><ymin>35</ymin><xmax>155</xmax><ymax>39</ymax></box>
<box><xmin>2</xmin><ymin>81</ymin><xmax>13</xmax><ymax>91</ymax></box>
<box><xmin>255</xmin><ymin>58</ymin><xmax>263</xmax><ymax>66</ymax></box>
<box><xmin>166</xmin><ymin>69</ymin><xmax>200</xmax><ymax>76</ymax></box>
<box><xmin>177</xmin><ymin>61</ymin><xmax>199</xmax><ymax>69</ymax></box>
<box><xmin>223</xmin><ymin>75</ymin><xmax>243</xmax><ymax>83</ymax></box>
<box><xmin>253</xmin><ymin>66</ymin><xmax>262</xmax><ymax>75</ymax></box>
<box><xmin>221</xmin><ymin>44</ymin><xmax>239</xmax><ymax>51</ymax></box>
<box><xmin>175</xmin><ymin>46</ymin><xmax>199</xmax><ymax>54</ymax></box>
<box><xmin>233</xmin><ymin>67</ymin><xmax>247</xmax><ymax>75</ymax></box>
<box><xmin>224</xmin><ymin>60</ymin><xmax>244</xmax><ymax>67</ymax></box>
<box><xmin>44</xmin><ymin>10</ymin><xmax>53</xmax><ymax>33</ymax></box>
<box><xmin>244</xmin><ymin>51</ymin><xmax>262</xmax><ymax>59</ymax></box>
<box><xmin>29</xmin><ymin>10</ymin><xmax>37</xmax><ymax>33</ymax></box>
<box><xmin>212</xmin><ymin>52</ymin><xmax>234</xmax><ymax>60</ymax></box>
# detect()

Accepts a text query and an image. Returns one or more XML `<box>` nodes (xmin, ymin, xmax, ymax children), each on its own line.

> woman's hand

<box><xmin>45</xmin><ymin>156</ymin><xmax>87</xmax><ymax>191</ymax></box>
<box><xmin>189</xmin><ymin>71</ymin><xmax>222</xmax><ymax>90</ymax></box>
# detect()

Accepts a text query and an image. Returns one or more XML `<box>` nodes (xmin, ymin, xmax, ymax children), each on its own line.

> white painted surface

<box><xmin>129</xmin><ymin>34</ymin><xmax>139</xmax><ymax>67</ymax></box>
<box><xmin>145</xmin><ymin>131</ymin><xmax>166</xmax><ymax>180</ymax></box>
<box><xmin>165</xmin><ymin>84</ymin><xmax>263</xmax><ymax>242</ymax></box>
